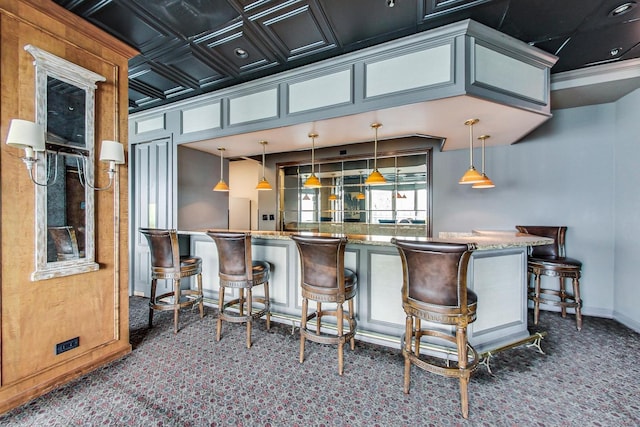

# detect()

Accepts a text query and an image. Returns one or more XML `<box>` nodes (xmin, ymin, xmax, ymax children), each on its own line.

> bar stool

<box><xmin>291</xmin><ymin>235</ymin><xmax>357</xmax><ymax>376</ymax></box>
<box><xmin>139</xmin><ymin>228</ymin><xmax>204</xmax><ymax>334</ymax></box>
<box><xmin>516</xmin><ymin>225</ymin><xmax>583</xmax><ymax>330</ymax></box>
<box><xmin>393</xmin><ymin>239</ymin><xmax>479</xmax><ymax>419</ymax></box>
<box><xmin>206</xmin><ymin>231</ymin><xmax>271</xmax><ymax>348</ymax></box>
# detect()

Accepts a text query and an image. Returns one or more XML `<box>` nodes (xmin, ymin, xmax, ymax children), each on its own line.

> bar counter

<box><xmin>182</xmin><ymin>229</ymin><xmax>552</xmax><ymax>353</ymax></box>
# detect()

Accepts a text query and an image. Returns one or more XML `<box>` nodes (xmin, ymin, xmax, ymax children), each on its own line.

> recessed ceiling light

<box><xmin>234</xmin><ymin>48</ymin><xmax>248</xmax><ymax>59</ymax></box>
<box><xmin>609</xmin><ymin>2</ymin><xmax>636</xmax><ymax>17</ymax></box>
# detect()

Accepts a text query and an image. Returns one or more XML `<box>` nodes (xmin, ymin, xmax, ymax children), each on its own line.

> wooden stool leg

<box><xmin>197</xmin><ymin>273</ymin><xmax>204</xmax><ymax>319</ymax></box>
<box><xmin>246</xmin><ymin>288</ymin><xmax>253</xmax><ymax>348</ymax></box>
<box><xmin>559</xmin><ymin>277</ymin><xmax>567</xmax><ymax>318</ymax></box>
<box><xmin>573</xmin><ymin>277</ymin><xmax>583</xmax><ymax>331</ymax></box>
<box><xmin>149</xmin><ymin>278</ymin><xmax>157</xmax><ymax>328</ymax></box>
<box><xmin>337</xmin><ymin>302</ymin><xmax>344</xmax><ymax>376</ymax></box>
<box><xmin>216</xmin><ymin>286</ymin><xmax>224</xmax><ymax>342</ymax></box>
<box><xmin>403</xmin><ymin>315</ymin><xmax>413</xmax><ymax>394</ymax></box>
<box><xmin>457</xmin><ymin>325</ymin><xmax>470</xmax><ymax>419</ymax></box>
<box><xmin>534</xmin><ymin>271</ymin><xmax>542</xmax><ymax>325</ymax></box>
<box><xmin>348</xmin><ymin>298</ymin><xmax>355</xmax><ymax>351</ymax></box>
<box><xmin>316</xmin><ymin>301</ymin><xmax>321</xmax><ymax>335</ymax></box>
<box><xmin>414</xmin><ymin>318</ymin><xmax>421</xmax><ymax>356</ymax></box>
<box><xmin>264</xmin><ymin>281</ymin><xmax>271</xmax><ymax>330</ymax></box>
<box><xmin>299</xmin><ymin>297</ymin><xmax>308</xmax><ymax>363</ymax></box>
<box><xmin>239</xmin><ymin>288</ymin><xmax>245</xmax><ymax>317</ymax></box>
<box><xmin>173</xmin><ymin>279</ymin><xmax>181</xmax><ymax>334</ymax></box>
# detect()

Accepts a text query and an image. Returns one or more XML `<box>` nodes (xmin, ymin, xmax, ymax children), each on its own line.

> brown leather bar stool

<box><xmin>393</xmin><ymin>239</ymin><xmax>479</xmax><ymax>419</ymax></box>
<box><xmin>206</xmin><ymin>231</ymin><xmax>271</xmax><ymax>348</ymax></box>
<box><xmin>516</xmin><ymin>225</ymin><xmax>583</xmax><ymax>330</ymax></box>
<box><xmin>139</xmin><ymin>228</ymin><xmax>204</xmax><ymax>334</ymax></box>
<box><xmin>291</xmin><ymin>235</ymin><xmax>357</xmax><ymax>376</ymax></box>
<box><xmin>48</xmin><ymin>226</ymin><xmax>80</xmax><ymax>260</ymax></box>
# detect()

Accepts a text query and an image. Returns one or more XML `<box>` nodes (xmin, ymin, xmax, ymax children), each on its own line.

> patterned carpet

<box><xmin>2</xmin><ymin>296</ymin><xmax>640</xmax><ymax>426</ymax></box>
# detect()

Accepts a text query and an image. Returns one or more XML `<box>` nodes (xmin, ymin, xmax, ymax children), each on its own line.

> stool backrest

<box><xmin>291</xmin><ymin>235</ymin><xmax>347</xmax><ymax>290</ymax></box>
<box><xmin>516</xmin><ymin>225</ymin><xmax>566</xmax><ymax>258</ymax></box>
<box><xmin>393</xmin><ymin>240</ymin><xmax>475</xmax><ymax>310</ymax></box>
<box><xmin>48</xmin><ymin>226</ymin><xmax>80</xmax><ymax>261</ymax></box>
<box><xmin>139</xmin><ymin>228</ymin><xmax>181</xmax><ymax>273</ymax></box>
<box><xmin>206</xmin><ymin>231</ymin><xmax>253</xmax><ymax>281</ymax></box>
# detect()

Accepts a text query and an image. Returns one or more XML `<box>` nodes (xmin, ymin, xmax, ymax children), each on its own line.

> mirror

<box><xmin>26</xmin><ymin>45</ymin><xmax>106</xmax><ymax>280</ymax></box>
<box><xmin>279</xmin><ymin>151</ymin><xmax>432</xmax><ymax>237</ymax></box>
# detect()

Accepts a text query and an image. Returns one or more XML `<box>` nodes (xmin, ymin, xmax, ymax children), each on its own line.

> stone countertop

<box><xmin>180</xmin><ymin>229</ymin><xmax>553</xmax><ymax>251</ymax></box>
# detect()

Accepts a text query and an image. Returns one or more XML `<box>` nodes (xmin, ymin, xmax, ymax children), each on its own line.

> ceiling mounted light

<box><xmin>213</xmin><ymin>147</ymin><xmax>230</xmax><ymax>192</ymax></box>
<box><xmin>256</xmin><ymin>140</ymin><xmax>272</xmax><ymax>190</ymax></box>
<box><xmin>472</xmin><ymin>134</ymin><xmax>495</xmax><ymax>189</ymax></box>
<box><xmin>609</xmin><ymin>2</ymin><xmax>636</xmax><ymax>17</ymax></box>
<box><xmin>458</xmin><ymin>118</ymin><xmax>484</xmax><ymax>185</ymax></box>
<box><xmin>303</xmin><ymin>132</ymin><xmax>321</xmax><ymax>188</ymax></box>
<box><xmin>234</xmin><ymin>47</ymin><xmax>249</xmax><ymax>59</ymax></box>
<box><xmin>365</xmin><ymin>123</ymin><xmax>387</xmax><ymax>185</ymax></box>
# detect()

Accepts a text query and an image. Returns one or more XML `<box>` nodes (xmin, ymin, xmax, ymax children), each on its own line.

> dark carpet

<box><xmin>2</xmin><ymin>296</ymin><xmax>639</xmax><ymax>426</ymax></box>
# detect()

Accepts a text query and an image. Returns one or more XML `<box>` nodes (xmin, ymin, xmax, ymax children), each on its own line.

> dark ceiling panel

<box><xmin>250</xmin><ymin>1</ymin><xmax>337</xmax><ymax>61</ymax></box>
<box><xmin>142</xmin><ymin>0</ymin><xmax>240</xmax><ymax>39</ymax></box>
<box><xmin>53</xmin><ymin>0</ymin><xmax>640</xmax><ymax>113</ymax></box>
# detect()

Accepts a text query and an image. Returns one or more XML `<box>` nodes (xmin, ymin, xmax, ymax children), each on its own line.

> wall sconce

<box><xmin>80</xmin><ymin>140</ymin><xmax>125</xmax><ymax>191</ymax></box>
<box><xmin>256</xmin><ymin>140</ymin><xmax>273</xmax><ymax>190</ymax></box>
<box><xmin>213</xmin><ymin>147</ymin><xmax>230</xmax><ymax>192</ymax></box>
<box><xmin>365</xmin><ymin>123</ymin><xmax>387</xmax><ymax>185</ymax></box>
<box><xmin>472</xmin><ymin>135</ymin><xmax>495</xmax><ymax>189</ymax></box>
<box><xmin>303</xmin><ymin>132</ymin><xmax>321</xmax><ymax>188</ymax></box>
<box><xmin>6</xmin><ymin>119</ymin><xmax>123</xmax><ymax>190</ymax></box>
<box><xmin>458</xmin><ymin>118</ymin><xmax>484</xmax><ymax>184</ymax></box>
<box><xmin>5</xmin><ymin>119</ymin><xmax>50</xmax><ymax>186</ymax></box>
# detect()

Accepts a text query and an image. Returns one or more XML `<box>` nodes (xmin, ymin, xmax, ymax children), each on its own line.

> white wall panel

<box><xmin>229</xmin><ymin>88</ymin><xmax>278</xmax><ymax>125</ymax></box>
<box><xmin>365</xmin><ymin>44</ymin><xmax>452</xmax><ymax>98</ymax></box>
<box><xmin>474</xmin><ymin>44</ymin><xmax>546</xmax><ymax>103</ymax></box>
<box><xmin>182</xmin><ymin>103</ymin><xmax>220</xmax><ymax>133</ymax></box>
<box><xmin>289</xmin><ymin>69</ymin><xmax>352</xmax><ymax>113</ymax></box>
<box><xmin>369</xmin><ymin>252</ymin><xmax>404</xmax><ymax>326</ymax></box>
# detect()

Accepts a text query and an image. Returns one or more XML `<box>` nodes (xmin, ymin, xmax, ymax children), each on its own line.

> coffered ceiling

<box><xmin>54</xmin><ymin>0</ymin><xmax>640</xmax><ymax>115</ymax></box>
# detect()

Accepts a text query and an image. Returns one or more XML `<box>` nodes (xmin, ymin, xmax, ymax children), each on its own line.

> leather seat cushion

<box><xmin>252</xmin><ymin>260</ymin><xmax>270</xmax><ymax>283</ymax></box>
<box><xmin>344</xmin><ymin>268</ymin><xmax>357</xmax><ymax>294</ymax></box>
<box><xmin>530</xmin><ymin>256</ymin><xmax>582</xmax><ymax>268</ymax></box>
<box><xmin>180</xmin><ymin>255</ymin><xmax>202</xmax><ymax>268</ymax></box>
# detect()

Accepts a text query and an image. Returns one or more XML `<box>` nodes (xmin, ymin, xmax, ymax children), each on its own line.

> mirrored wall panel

<box><xmin>279</xmin><ymin>151</ymin><xmax>432</xmax><ymax>237</ymax></box>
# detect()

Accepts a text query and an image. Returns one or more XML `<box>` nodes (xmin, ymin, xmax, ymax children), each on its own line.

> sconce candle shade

<box><xmin>459</xmin><ymin>118</ymin><xmax>484</xmax><ymax>184</ymax></box>
<box><xmin>256</xmin><ymin>140</ymin><xmax>273</xmax><ymax>190</ymax></box>
<box><xmin>365</xmin><ymin>122</ymin><xmax>387</xmax><ymax>185</ymax></box>
<box><xmin>213</xmin><ymin>147</ymin><xmax>230</xmax><ymax>192</ymax></box>
<box><xmin>99</xmin><ymin>140</ymin><xmax>125</xmax><ymax>164</ymax></box>
<box><xmin>6</xmin><ymin>119</ymin><xmax>45</xmax><ymax>157</ymax></box>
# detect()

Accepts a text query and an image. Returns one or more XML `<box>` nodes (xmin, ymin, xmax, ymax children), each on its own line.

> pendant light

<box><xmin>472</xmin><ymin>134</ymin><xmax>495</xmax><ymax>189</ymax></box>
<box><xmin>256</xmin><ymin>140</ymin><xmax>273</xmax><ymax>190</ymax></box>
<box><xmin>365</xmin><ymin>122</ymin><xmax>387</xmax><ymax>185</ymax></box>
<box><xmin>356</xmin><ymin>172</ymin><xmax>366</xmax><ymax>200</ymax></box>
<box><xmin>303</xmin><ymin>132</ymin><xmax>321</xmax><ymax>188</ymax></box>
<box><xmin>458</xmin><ymin>118</ymin><xmax>484</xmax><ymax>184</ymax></box>
<box><xmin>213</xmin><ymin>147</ymin><xmax>230</xmax><ymax>192</ymax></box>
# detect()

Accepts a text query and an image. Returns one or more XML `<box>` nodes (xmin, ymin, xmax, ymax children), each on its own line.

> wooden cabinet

<box><xmin>0</xmin><ymin>0</ymin><xmax>136</xmax><ymax>413</ymax></box>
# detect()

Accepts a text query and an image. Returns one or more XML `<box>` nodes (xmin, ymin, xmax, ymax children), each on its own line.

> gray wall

<box><xmin>178</xmin><ymin>146</ymin><xmax>228</xmax><ymax>230</ymax></box>
<box><xmin>613</xmin><ymin>89</ymin><xmax>640</xmax><ymax>330</ymax></box>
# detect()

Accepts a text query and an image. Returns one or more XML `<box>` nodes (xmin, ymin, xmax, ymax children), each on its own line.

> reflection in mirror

<box><xmin>279</xmin><ymin>151</ymin><xmax>432</xmax><ymax>237</ymax></box>
<box><xmin>26</xmin><ymin>44</ymin><xmax>105</xmax><ymax>280</ymax></box>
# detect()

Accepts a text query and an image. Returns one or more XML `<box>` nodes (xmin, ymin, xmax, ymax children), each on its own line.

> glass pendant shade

<box><xmin>303</xmin><ymin>173</ymin><xmax>321</xmax><ymax>188</ymax></box>
<box><xmin>366</xmin><ymin>123</ymin><xmax>387</xmax><ymax>185</ymax></box>
<box><xmin>304</xmin><ymin>132</ymin><xmax>321</xmax><ymax>188</ymax></box>
<box><xmin>356</xmin><ymin>192</ymin><xmax>366</xmax><ymax>200</ymax></box>
<box><xmin>256</xmin><ymin>140</ymin><xmax>273</xmax><ymax>190</ymax></box>
<box><xmin>213</xmin><ymin>147</ymin><xmax>229</xmax><ymax>192</ymax></box>
<box><xmin>459</xmin><ymin>118</ymin><xmax>484</xmax><ymax>185</ymax></box>
<box><xmin>328</xmin><ymin>193</ymin><xmax>338</xmax><ymax>201</ymax></box>
<box><xmin>472</xmin><ymin>134</ymin><xmax>495</xmax><ymax>189</ymax></box>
